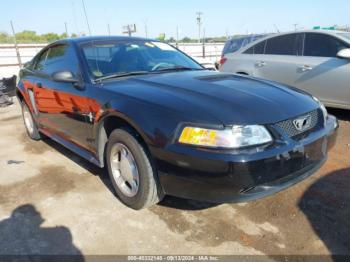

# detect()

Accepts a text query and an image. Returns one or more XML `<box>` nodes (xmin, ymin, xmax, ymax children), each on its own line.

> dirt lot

<box><xmin>0</xmin><ymin>101</ymin><xmax>349</xmax><ymax>258</ymax></box>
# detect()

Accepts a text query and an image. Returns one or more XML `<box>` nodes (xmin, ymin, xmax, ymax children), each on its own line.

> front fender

<box><xmin>93</xmin><ymin>98</ymin><xmax>187</xmax><ymax>167</ymax></box>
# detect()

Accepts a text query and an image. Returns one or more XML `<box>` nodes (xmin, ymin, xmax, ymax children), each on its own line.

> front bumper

<box><xmin>152</xmin><ymin>115</ymin><xmax>338</xmax><ymax>203</ymax></box>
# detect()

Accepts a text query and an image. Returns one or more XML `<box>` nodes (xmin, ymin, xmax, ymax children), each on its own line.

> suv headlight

<box><xmin>178</xmin><ymin>125</ymin><xmax>272</xmax><ymax>149</ymax></box>
<box><xmin>313</xmin><ymin>96</ymin><xmax>328</xmax><ymax>123</ymax></box>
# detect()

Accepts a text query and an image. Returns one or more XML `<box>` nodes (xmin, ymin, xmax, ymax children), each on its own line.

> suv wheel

<box><xmin>21</xmin><ymin>102</ymin><xmax>41</xmax><ymax>140</ymax></box>
<box><xmin>106</xmin><ymin>129</ymin><xmax>163</xmax><ymax>209</ymax></box>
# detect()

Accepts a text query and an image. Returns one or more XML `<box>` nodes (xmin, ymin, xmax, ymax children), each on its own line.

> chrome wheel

<box><xmin>110</xmin><ymin>143</ymin><xmax>140</xmax><ymax>197</ymax></box>
<box><xmin>23</xmin><ymin>105</ymin><xmax>34</xmax><ymax>135</ymax></box>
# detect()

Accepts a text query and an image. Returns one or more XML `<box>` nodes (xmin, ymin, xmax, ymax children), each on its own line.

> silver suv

<box><xmin>220</xmin><ymin>30</ymin><xmax>350</xmax><ymax>110</ymax></box>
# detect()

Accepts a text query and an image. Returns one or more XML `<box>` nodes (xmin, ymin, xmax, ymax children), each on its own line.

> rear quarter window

<box><xmin>265</xmin><ymin>34</ymin><xmax>303</xmax><ymax>56</ymax></box>
<box><xmin>222</xmin><ymin>35</ymin><xmax>266</xmax><ymax>55</ymax></box>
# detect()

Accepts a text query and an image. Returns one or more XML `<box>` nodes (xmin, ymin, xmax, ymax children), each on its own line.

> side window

<box><xmin>34</xmin><ymin>49</ymin><xmax>50</xmax><ymax>71</ymax></box>
<box><xmin>265</xmin><ymin>34</ymin><xmax>303</xmax><ymax>55</ymax></box>
<box><xmin>44</xmin><ymin>45</ymin><xmax>79</xmax><ymax>75</ymax></box>
<box><xmin>33</xmin><ymin>44</ymin><xmax>79</xmax><ymax>75</ymax></box>
<box><xmin>244</xmin><ymin>40</ymin><xmax>266</xmax><ymax>55</ymax></box>
<box><xmin>304</xmin><ymin>33</ymin><xmax>349</xmax><ymax>57</ymax></box>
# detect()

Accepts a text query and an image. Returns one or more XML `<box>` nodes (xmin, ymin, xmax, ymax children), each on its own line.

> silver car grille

<box><xmin>275</xmin><ymin>109</ymin><xmax>321</xmax><ymax>138</ymax></box>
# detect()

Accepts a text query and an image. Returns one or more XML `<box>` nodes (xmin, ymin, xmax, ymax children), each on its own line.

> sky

<box><xmin>1</xmin><ymin>0</ymin><xmax>349</xmax><ymax>38</ymax></box>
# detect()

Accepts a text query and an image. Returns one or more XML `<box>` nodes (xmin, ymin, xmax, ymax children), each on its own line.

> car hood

<box><xmin>102</xmin><ymin>71</ymin><xmax>319</xmax><ymax>125</ymax></box>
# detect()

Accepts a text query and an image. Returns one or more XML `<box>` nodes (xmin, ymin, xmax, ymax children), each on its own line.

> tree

<box><xmin>41</xmin><ymin>33</ymin><xmax>60</xmax><ymax>43</ymax></box>
<box><xmin>60</xmin><ymin>33</ymin><xmax>68</xmax><ymax>39</ymax></box>
<box><xmin>0</xmin><ymin>32</ymin><xmax>11</xmax><ymax>43</ymax></box>
<box><xmin>157</xmin><ymin>33</ymin><xmax>166</xmax><ymax>41</ymax></box>
<box><xmin>181</xmin><ymin>37</ymin><xmax>192</xmax><ymax>43</ymax></box>
<box><xmin>168</xmin><ymin>37</ymin><xmax>175</xmax><ymax>43</ymax></box>
<box><xmin>15</xmin><ymin>30</ymin><xmax>38</xmax><ymax>43</ymax></box>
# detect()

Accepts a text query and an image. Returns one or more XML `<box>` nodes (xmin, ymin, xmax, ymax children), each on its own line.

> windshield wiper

<box><xmin>151</xmin><ymin>66</ymin><xmax>204</xmax><ymax>73</ymax></box>
<box><xmin>94</xmin><ymin>71</ymin><xmax>149</xmax><ymax>82</ymax></box>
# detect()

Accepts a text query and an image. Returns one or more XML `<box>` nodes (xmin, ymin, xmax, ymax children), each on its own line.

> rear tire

<box><xmin>21</xmin><ymin>102</ymin><xmax>41</xmax><ymax>140</ymax></box>
<box><xmin>106</xmin><ymin>129</ymin><xmax>163</xmax><ymax>209</ymax></box>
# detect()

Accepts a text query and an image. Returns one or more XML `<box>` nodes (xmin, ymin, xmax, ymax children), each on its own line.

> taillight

<box><xmin>219</xmin><ymin>57</ymin><xmax>227</xmax><ymax>65</ymax></box>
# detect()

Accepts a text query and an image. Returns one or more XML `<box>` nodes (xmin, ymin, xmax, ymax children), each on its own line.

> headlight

<box><xmin>178</xmin><ymin>125</ymin><xmax>272</xmax><ymax>149</ymax></box>
<box><xmin>313</xmin><ymin>96</ymin><xmax>328</xmax><ymax>123</ymax></box>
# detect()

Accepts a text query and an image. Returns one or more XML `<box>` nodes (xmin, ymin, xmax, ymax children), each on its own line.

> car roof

<box><xmin>55</xmin><ymin>35</ymin><xmax>157</xmax><ymax>45</ymax></box>
<box><xmin>268</xmin><ymin>29</ymin><xmax>346</xmax><ymax>36</ymax></box>
<box><xmin>231</xmin><ymin>29</ymin><xmax>350</xmax><ymax>54</ymax></box>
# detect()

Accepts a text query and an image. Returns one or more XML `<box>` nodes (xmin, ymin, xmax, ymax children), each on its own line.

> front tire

<box><xmin>21</xmin><ymin>102</ymin><xmax>41</xmax><ymax>140</ymax></box>
<box><xmin>106</xmin><ymin>129</ymin><xmax>163</xmax><ymax>209</ymax></box>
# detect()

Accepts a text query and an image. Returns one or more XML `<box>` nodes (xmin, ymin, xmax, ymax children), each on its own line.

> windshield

<box><xmin>81</xmin><ymin>40</ymin><xmax>203</xmax><ymax>78</ymax></box>
<box><xmin>338</xmin><ymin>33</ymin><xmax>350</xmax><ymax>42</ymax></box>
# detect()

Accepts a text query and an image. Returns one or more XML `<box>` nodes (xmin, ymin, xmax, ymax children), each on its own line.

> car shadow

<box><xmin>158</xmin><ymin>195</ymin><xmax>219</xmax><ymax>211</ymax></box>
<box><xmin>327</xmin><ymin>107</ymin><xmax>350</xmax><ymax>122</ymax></box>
<box><xmin>298</xmin><ymin>168</ymin><xmax>350</xmax><ymax>258</ymax></box>
<box><xmin>0</xmin><ymin>204</ymin><xmax>84</xmax><ymax>259</ymax></box>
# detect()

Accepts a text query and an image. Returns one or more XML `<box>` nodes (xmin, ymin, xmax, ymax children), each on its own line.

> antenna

<box><xmin>81</xmin><ymin>0</ymin><xmax>92</xmax><ymax>35</ymax></box>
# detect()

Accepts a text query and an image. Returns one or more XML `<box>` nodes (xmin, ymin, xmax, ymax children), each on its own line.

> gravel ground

<box><xmin>0</xmin><ymin>100</ymin><xmax>349</xmax><ymax>259</ymax></box>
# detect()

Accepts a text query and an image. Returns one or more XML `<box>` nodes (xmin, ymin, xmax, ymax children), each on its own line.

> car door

<box><xmin>252</xmin><ymin>33</ymin><xmax>304</xmax><ymax>87</ymax></box>
<box><xmin>31</xmin><ymin>43</ymin><xmax>92</xmax><ymax>148</ymax></box>
<box><xmin>294</xmin><ymin>33</ymin><xmax>350</xmax><ymax>108</ymax></box>
<box><xmin>21</xmin><ymin>49</ymin><xmax>50</xmax><ymax>119</ymax></box>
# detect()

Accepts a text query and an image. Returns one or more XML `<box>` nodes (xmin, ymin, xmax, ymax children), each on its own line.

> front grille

<box><xmin>275</xmin><ymin>109</ymin><xmax>322</xmax><ymax>139</ymax></box>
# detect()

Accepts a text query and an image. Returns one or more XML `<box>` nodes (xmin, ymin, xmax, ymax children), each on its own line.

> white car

<box><xmin>220</xmin><ymin>30</ymin><xmax>350</xmax><ymax>110</ymax></box>
<box><xmin>193</xmin><ymin>57</ymin><xmax>217</xmax><ymax>70</ymax></box>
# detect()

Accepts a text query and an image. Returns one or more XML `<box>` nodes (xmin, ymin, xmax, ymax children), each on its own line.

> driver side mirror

<box><xmin>336</xmin><ymin>48</ymin><xmax>350</xmax><ymax>60</ymax></box>
<box><xmin>52</xmin><ymin>70</ymin><xmax>84</xmax><ymax>90</ymax></box>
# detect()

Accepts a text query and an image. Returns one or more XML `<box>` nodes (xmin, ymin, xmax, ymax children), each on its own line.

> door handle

<box><xmin>255</xmin><ymin>61</ymin><xmax>266</xmax><ymax>67</ymax></box>
<box><xmin>36</xmin><ymin>82</ymin><xmax>43</xmax><ymax>88</ymax></box>
<box><xmin>299</xmin><ymin>65</ymin><xmax>313</xmax><ymax>72</ymax></box>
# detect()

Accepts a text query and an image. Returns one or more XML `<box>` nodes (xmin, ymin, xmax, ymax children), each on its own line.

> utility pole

<box><xmin>107</xmin><ymin>23</ymin><xmax>111</xmax><ymax>36</ymax></box>
<box><xmin>65</xmin><ymin>22</ymin><xmax>68</xmax><ymax>36</ymax></box>
<box><xmin>202</xmin><ymin>28</ymin><xmax>206</xmax><ymax>58</ymax></box>
<box><xmin>10</xmin><ymin>21</ymin><xmax>22</xmax><ymax>68</ymax></box>
<box><xmin>122</xmin><ymin>24</ymin><xmax>136</xmax><ymax>36</ymax></box>
<box><xmin>196</xmin><ymin>12</ymin><xmax>202</xmax><ymax>43</ymax></box>
<box><xmin>293</xmin><ymin>23</ymin><xmax>298</xmax><ymax>31</ymax></box>
<box><xmin>81</xmin><ymin>0</ymin><xmax>92</xmax><ymax>36</ymax></box>
<box><xmin>71</xmin><ymin>0</ymin><xmax>80</xmax><ymax>36</ymax></box>
<box><xmin>143</xmin><ymin>19</ymin><xmax>148</xmax><ymax>38</ymax></box>
<box><xmin>176</xmin><ymin>26</ymin><xmax>179</xmax><ymax>48</ymax></box>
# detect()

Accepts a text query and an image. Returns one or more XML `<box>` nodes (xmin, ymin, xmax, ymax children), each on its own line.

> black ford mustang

<box><xmin>17</xmin><ymin>36</ymin><xmax>338</xmax><ymax>209</ymax></box>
